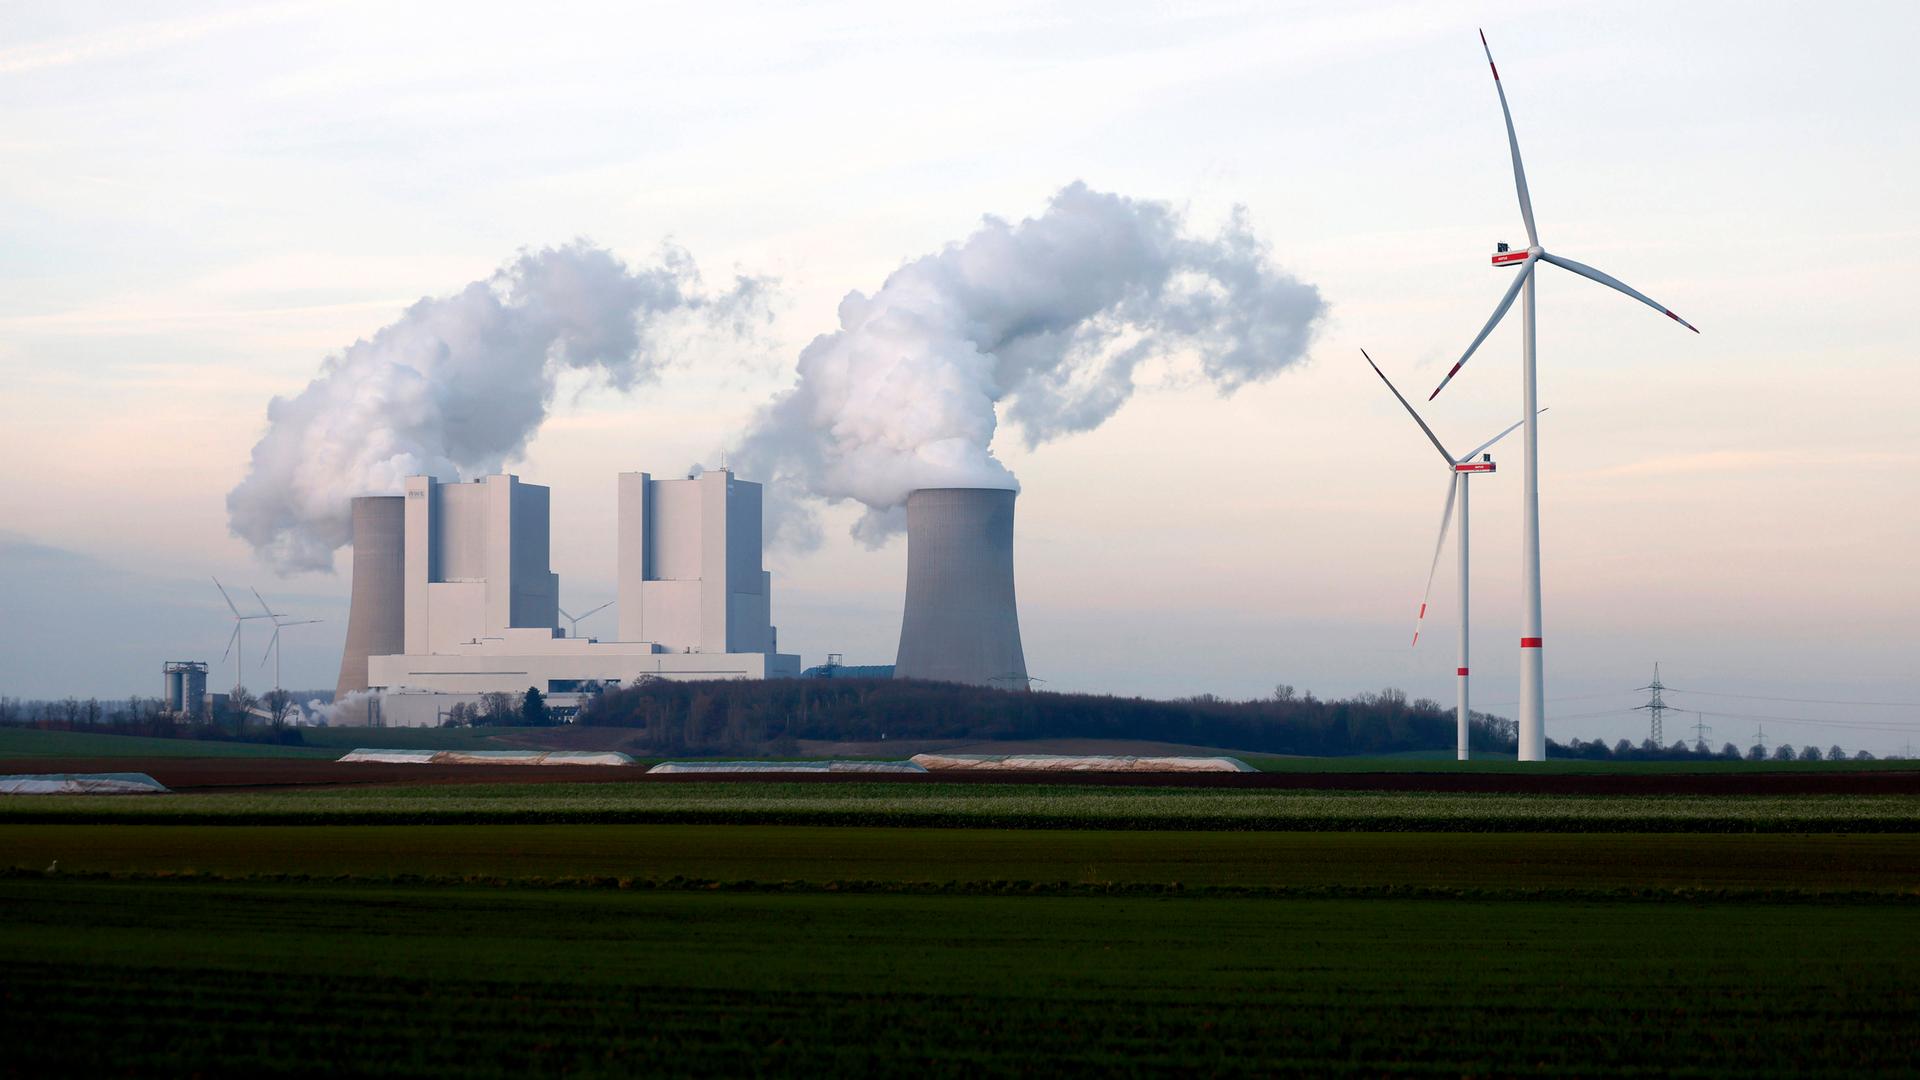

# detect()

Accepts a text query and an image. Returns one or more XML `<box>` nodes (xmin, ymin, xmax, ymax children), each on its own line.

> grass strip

<box><xmin>7</xmin><ymin>823</ymin><xmax>1917</xmax><ymax>893</ymax></box>
<box><xmin>5</xmin><ymin>782</ymin><xmax>1917</xmax><ymax>831</ymax></box>
<box><xmin>6</xmin><ymin>865</ymin><xmax>1913</xmax><ymax>906</ymax></box>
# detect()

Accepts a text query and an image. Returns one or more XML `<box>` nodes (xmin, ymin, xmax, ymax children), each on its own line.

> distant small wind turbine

<box><xmin>1428</xmin><ymin>30</ymin><xmax>1698</xmax><ymax>761</ymax></box>
<box><xmin>559</xmin><ymin>600</ymin><xmax>613</xmax><ymax>640</ymax></box>
<box><xmin>214</xmin><ymin>577</ymin><xmax>272</xmax><ymax>693</ymax></box>
<box><xmin>252</xmin><ymin>587</ymin><xmax>322</xmax><ymax>697</ymax></box>
<box><xmin>1364</xmin><ymin>349</ymin><xmax>1536</xmax><ymax>762</ymax></box>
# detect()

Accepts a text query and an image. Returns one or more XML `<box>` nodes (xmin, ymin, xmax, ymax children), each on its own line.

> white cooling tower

<box><xmin>893</xmin><ymin>487</ymin><xmax>1028</xmax><ymax>689</ymax></box>
<box><xmin>334</xmin><ymin>495</ymin><xmax>406</xmax><ymax>701</ymax></box>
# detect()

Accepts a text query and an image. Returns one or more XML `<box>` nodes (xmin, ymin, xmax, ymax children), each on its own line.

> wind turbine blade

<box><xmin>1361</xmin><ymin>349</ymin><xmax>1454</xmax><ymax>466</ymax></box>
<box><xmin>260</xmin><ymin>629</ymin><xmax>280</xmax><ymax>670</ymax></box>
<box><xmin>1458</xmin><ymin>407</ymin><xmax>1547</xmax><ymax>463</ymax></box>
<box><xmin>250</xmin><ymin>586</ymin><xmax>282</xmax><ymax>619</ymax></box>
<box><xmin>213</xmin><ymin>577</ymin><xmax>241</xmax><ymax>617</ymax></box>
<box><xmin>582</xmin><ymin>601</ymin><xmax>614</xmax><ymax>619</ymax></box>
<box><xmin>221</xmin><ymin>624</ymin><xmax>240</xmax><ymax>663</ymax></box>
<box><xmin>1413</xmin><ymin>477</ymin><xmax>1459</xmax><ymax>647</ymax></box>
<box><xmin>1540</xmin><ymin>251</ymin><xmax>1699</xmax><ymax>332</ymax></box>
<box><xmin>1430</xmin><ymin>258</ymin><xmax>1535</xmax><ymax>400</ymax></box>
<box><xmin>559</xmin><ymin>607</ymin><xmax>576</xmax><ymax>622</ymax></box>
<box><xmin>1480</xmin><ymin>29</ymin><xmax>1537</xmax><ymax>247</ymax></box>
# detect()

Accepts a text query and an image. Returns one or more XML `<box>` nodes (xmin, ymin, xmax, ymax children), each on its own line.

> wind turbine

<box><xmin>1364</xmin><ymin>349</ymin><xmax>1533</xmax><ymax>761</ymax></box>
<box><xmin>213</xmin><ymin>578</ymin><xmax>272</xmax><ymax>693</ymax></box>
<box><xmin>252</xmin><ymin>587</ymin><xmax>322</xmax><ymax>696</ymax></box>
<box><xmin>1428</xmin><ymin>30</ymin><xmax>1699</xmax><ymax>761</ymax></box>
<box><xmin>558</xmin><ymin>600</ymin><xmax>613</xmax><ymax>640</ymax></box>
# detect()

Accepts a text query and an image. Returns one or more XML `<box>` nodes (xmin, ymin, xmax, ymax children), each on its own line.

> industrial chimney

<box><xmin>334</xmin><ymin>495</ymin><xmax>406</xmax><ymax>707</ymax></box>
<box><xmin>893</xmin><ymin>487</ymin><xmax>1028</xmax><ymax>689</ymax></box>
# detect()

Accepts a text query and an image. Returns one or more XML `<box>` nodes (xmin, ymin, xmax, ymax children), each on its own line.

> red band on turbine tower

<box><xmin>1520</xmin><ymin>637</ymin><xmax>1543</xmax><ymax>648</ymax></box>
<box><xmin>1456</xmin><ymin>667</ymin><xmax>1469</xmax><ymax>676</ymax></box>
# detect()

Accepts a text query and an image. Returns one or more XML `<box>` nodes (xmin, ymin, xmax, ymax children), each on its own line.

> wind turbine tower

<box><xmin>1429</xmin><ymin>31</ymin><xmax>1700</xmax><ymax>761</ymax></box>
<box><xmin>1363</xmin><ymin>350</ymin><xmax>1533</xmax><ymax>762</ymax></box>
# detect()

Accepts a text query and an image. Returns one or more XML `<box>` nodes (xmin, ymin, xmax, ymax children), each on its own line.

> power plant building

<box><xmin>338</xmin><ymin>469</ymin><xmax>799</xmax><ymax>726</ymax></box>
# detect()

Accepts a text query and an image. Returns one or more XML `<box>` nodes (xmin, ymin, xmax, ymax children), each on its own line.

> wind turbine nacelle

<box><xmin>1491</xmin><ymin>243</ymin><xmax>1528</xmax><ymax>268</ymax></box>
<box><xmin>1454</xmin><ymin>461</ymin><xmax>1496</xmax><ymax>473</ymax></box>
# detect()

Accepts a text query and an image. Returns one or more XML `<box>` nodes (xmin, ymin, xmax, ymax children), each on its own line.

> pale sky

<box><xmin>2</xmin><ymin>0</ymin><xmax>1916</xmax><ymax>752</ymax></box>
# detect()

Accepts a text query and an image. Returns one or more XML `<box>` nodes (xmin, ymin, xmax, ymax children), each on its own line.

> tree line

<box><xmin>0</xmin><ymin>693</ymin><xmax>309</xmax><ymax>745</ymax></box>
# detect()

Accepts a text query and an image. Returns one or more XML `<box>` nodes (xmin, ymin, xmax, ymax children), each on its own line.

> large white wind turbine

<box><xmin>252</xmin><ymin>587</ymin><xmax>322</xmax><ymax>696</ymax></box>
<box><xmin>1428</xmin><ymin>31</ymin><xmax>1698</xmax><ymax>761</ymax></box>
<box><xmin>214</xmin><ymin>577</ymin><xmax>272</xmax><ymax>692</ymax></box>
<box><xmin>1364</xmin><ymin>349</ymin><xmax>1532</xmax><ymax>762</ymax></box>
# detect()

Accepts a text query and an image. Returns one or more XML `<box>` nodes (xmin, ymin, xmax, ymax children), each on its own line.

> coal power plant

<box><xmin>894</xmin><ymin>487</ymin><xmax>1029</xmax><ymax>689</ymax></box>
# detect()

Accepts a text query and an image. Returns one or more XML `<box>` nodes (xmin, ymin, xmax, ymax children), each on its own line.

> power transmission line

<box><xmin>1661</xmin><ymin>687</ymin><xmax>1920</xmax><ymax>709</ymax></box>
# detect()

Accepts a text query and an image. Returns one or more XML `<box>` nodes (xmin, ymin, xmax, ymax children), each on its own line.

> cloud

<box><xmin>226</xmin><ymin>240</ymin><xmax>766</xmax><ymax>573</ymax></box>
<box><xmin>731</xmin><ymin>182</ymin><xmax>1325</xmax><ymax>547</ymax></box>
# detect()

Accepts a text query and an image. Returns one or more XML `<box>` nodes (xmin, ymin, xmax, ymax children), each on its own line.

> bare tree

<box><xmin>226</xmin><ymin>686</ymin><xmax>259</xmax><ymax>726</ymax></box>
<box><xmin>480</xmin><ymin>691</ymin><xmax>515</xmax><ymax>725</ymax></box>
<box><xmin>264</xmin><ymin>689</ymin><xmax>296</xmax><ymax>728</ymax></box>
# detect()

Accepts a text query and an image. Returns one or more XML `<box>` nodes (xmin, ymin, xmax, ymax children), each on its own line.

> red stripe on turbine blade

<box><xmin>1520</xmin><ymin>637</ymin><xmax>1543</xmax><ymax>648</ymax></box>
<box><xmin>1418</xmin><ymin>603</ymin><xmax>1426</xmax><ymax>618</ymax></box>
<box><xmin>1456</xmin><ymin>667</ymin><xmax>1469</xmax><ymax>676</ymax></box>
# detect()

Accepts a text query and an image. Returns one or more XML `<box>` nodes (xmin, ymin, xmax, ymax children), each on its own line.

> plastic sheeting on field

<box><xmin>338</xmin><ymin>749</ymin><xmax>636</xmax><ymax>766</ymax></box>
<box><xmin>0</xmin><ymin>772</ymin><xmax>171</xmax><ymax>795</ymax></box>
<box><xmin>646</xmin><ymin>760</ymin><xmax>928</xmax><ymax>774</ymax></box>
<box><xmin>910</xmin><ymin>753</ymin><xmax>1254</xmax><ymax>773</ymax></box>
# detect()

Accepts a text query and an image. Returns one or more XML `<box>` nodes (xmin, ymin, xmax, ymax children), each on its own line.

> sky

<box><xmin>2</xmin><ymin>0</ymin><xmax>1916</xmax><ymax>753</ymax></box>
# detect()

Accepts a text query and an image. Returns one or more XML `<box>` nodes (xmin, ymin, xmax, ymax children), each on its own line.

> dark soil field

<box><xmin>7</xmin><ymin>823</ymin><xmax>1920</xmax><ymax>895</ymax></box>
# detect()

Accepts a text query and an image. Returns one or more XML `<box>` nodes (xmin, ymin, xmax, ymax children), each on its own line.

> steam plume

<box><xmin>228</xmin><ymin>241</ymin><xmax>763</xmax><ymax>573</ymax></box>
<box><xmin>732</xmin><ymin>182</ymin><xmax>1324</xmax><ymax>547</ymax></box>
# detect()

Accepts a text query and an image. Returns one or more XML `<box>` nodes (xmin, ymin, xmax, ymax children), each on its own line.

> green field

<box><xmin>0</xmin><ymin>727</ymin><xmax>335</xmax><ymax>759</ymax></box>
<box><xmin>3</xmin><ymin>877</ymin><xmax>1914</xmax><ymax>1076</ymax></box>
<box><xmin>6</xmin><ymin>781</ymin><xmax>1916</xmax><ymax>832</ymax></box>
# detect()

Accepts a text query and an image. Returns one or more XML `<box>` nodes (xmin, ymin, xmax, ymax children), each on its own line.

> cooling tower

<box><xmin>334</xmin><ymin>495</ymin><xmax>406</xmax><ymax>703</ymax></box>
<box><xmin>894</xmin><ymin>487</ymin><xmax>1028</xmax><ymax>689</ymax></box>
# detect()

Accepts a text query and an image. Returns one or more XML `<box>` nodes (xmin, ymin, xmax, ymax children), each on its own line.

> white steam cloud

<box><xmin>731</xmin><ymin>182</ymin><xmax>1325</xmax><ymax>548</ymax></box>
<box><xmin>229</xmin><ymin>241</ymin><xmax>764</xmax><ymax>573</ymax></box>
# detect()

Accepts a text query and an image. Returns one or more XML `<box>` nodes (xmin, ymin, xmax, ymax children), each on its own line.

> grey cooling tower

<box><xmin>334</xmin><ymin>495</ymin><xmax>406</xmax><ymax>703</ymax></box>
<box><xmin>893</xmin><ymin>487</ymin><xmax>1028</xmax><ymax>689</ymax></box>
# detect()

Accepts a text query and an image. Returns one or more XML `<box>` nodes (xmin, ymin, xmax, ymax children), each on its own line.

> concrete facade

<box><xmin>403</xmin><ymin>475</ymin><xmax>559</xmax><ymax>654</ymax></box>
<box><xmin>893</xmin><ymin>487</ymin><xmax>1029</xmax><ymax>689</ymax></box>
<box><xmin>617</xmin><ymin>469</ymin><xmax>775</xmax><ymax>655</ymax></box>
<box><xmin>334</xmin><ymin>496</ymin><xmax>406</xmax><ymax>700</ymax></box>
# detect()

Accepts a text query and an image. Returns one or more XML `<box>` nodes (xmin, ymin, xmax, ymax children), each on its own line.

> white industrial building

<box><xmin>347</xmin><ymin>468</ymin><xmax>799</xmax><ymax>726</ymax></box>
